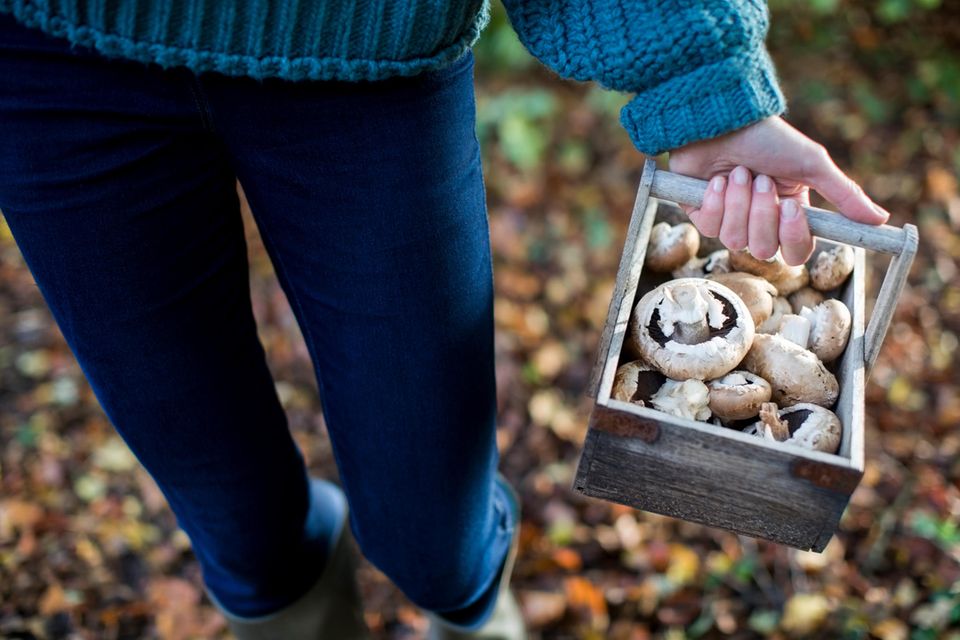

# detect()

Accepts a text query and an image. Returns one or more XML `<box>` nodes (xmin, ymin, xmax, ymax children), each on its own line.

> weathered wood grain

<box><xmin>586</xmin><ymin>158</ymin><xmax>657</xmax><ymax>398</ymax></box>
<box><xmin>575</xmin><ymin>401</ymin><xmax>856</xmax><ymax>551</ymax></box>
<box><xmin>864</xmin><ymin>224</ymin><xmax>919</xmax><ymax>372</ymax></box>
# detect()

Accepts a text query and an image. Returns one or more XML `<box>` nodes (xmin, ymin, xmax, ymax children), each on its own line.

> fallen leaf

<box><xmin>519</xmin><ymin>590</ymin><xmax>566</xmax><ymax>628</ymax></box>
<box><xmin>781</xmin><ymin>593</ymin><xmax>830</xmax><ymax>636</ymax></box>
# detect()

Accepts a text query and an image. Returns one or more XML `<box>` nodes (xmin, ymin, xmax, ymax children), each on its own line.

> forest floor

<box><xmin>2</xmin><ymin>2</ymin><xmax>959</xmax><ymax>639</ymax></box>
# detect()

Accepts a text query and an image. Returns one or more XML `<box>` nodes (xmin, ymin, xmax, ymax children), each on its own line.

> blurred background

<box><xmin>1</xmin><ymin>1</ymin><xmax>958</xmax><ymax>638</ymax></box>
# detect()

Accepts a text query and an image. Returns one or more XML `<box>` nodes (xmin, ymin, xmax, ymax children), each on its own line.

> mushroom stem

<box><xmin>758</xmin><ymin>402</ymin><xmax>790</xmax><ymax>441</ymax></box>
<box><xmin>659</xmin><ymin>282</ymin><xmax>725</xmax><ymax>345</ymax></box>
<box><xmin>778</xmin><ymin>314</ymin><xmax>811</xmax><ymax>349</ymax></box>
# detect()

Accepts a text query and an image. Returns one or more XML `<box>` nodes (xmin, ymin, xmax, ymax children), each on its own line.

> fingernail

<box><xmin>732</xmin><ymin>166</ymin><xmax>749</xmax><ymax>186</ymax></box>
<box><xmin>872</xmin><ymin>203</ymin><xmax>890</xmax><ymax>222</ymax></box>
<box><xmin>781</xmin><ymin>199</ymin><xmax>799</xmax><ymax>220</ymax></box>
<box><xmin>711</xmin><ymin>176</ymin><xmax>725</xmax><ymax>193</ymax></box>
<box><xmin>754</xmin><ymin>174</ymin><xmax>772</xmax><ymax>193</ymax></box>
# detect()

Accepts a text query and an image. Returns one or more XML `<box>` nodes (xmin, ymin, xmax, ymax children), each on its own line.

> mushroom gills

<box><xmin>612</xmin><ymin>360</ymin><xmax>667</xmax><ymax>405</ymax></box>
<box><xmin>631</xmin><ymin>278</ymin><xmax>756</xmax><ymax>381</ymax></box>
<box><xmin>657</xmin><ymin>282</ymin><xmax>727</xmax><ymax>344</ymax></box>
<box><xmin>744</xmin><ymin>403</ymin><xmax>842</xmax><ymax>454</ymax></box>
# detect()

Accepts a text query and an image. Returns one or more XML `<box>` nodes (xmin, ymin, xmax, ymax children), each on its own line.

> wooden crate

<box><xmin>574</xmin><ymin>160</ymin><xmax>918</xmax><ymax>552</ymax></box>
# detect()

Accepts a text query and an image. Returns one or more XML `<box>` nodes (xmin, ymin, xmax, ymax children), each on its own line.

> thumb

<box><xmin>805</xmin><ymin>147</ymin><xmax>889</xmax><ymax>225</ymax></box>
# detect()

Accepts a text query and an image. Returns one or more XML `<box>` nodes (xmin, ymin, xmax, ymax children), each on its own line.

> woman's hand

<box><xmin>667</xmin><ymin>116</ymin><xmax>889</xmax><ymax>266</ymax></box>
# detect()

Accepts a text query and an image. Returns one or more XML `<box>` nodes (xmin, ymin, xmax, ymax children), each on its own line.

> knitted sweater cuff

<box><xmin>619</xmin><ymin>47</ymin><xmax>786</xmax><ymax>157</ymax></box>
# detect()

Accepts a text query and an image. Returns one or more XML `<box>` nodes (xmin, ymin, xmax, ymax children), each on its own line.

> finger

<box><xmin>688</xmin><ymin>175</ymin><xmax>725</xmax><ymax>238</ymax></box>
<box><xmin>747</xmin><ymin>175</ymin><xmax>780</xmax><ymax>260</ymax></box>
<box><xmin>805</xmin><ymin>146</ymin><xmax>889</xmax><ymax>224</ymax></box>
<box><xmin>719</xmin><ymin>165</ymin><xmax>751</xmax><ymax>252</ymax></box>
<box><xmin>779</xmin><ymin>198</ymin><xmax>814</xmax><ymax>266</ymax></box>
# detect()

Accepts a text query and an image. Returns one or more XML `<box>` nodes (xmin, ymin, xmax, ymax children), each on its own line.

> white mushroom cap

<box><xmin>646</xmin><ymin>222</ymin><xmax>700</xmax><ymax>272</ymax></box>
<box><xmin>740</xmin><ymin>334</ymin><xmax>839</xmax><ymax>408</ymax></box>
<box><xmin>810</xmin><ymin>244</ymin><xmax>855</xmax><ymax>291</ymax></box>
<box><xmin>707</xmin><ymin>371</ymin><xmax>772</xmax><ymax>421</ymax></box>
<box><xmin>743</xmin><ymin>402</ymin><xmax>842</xmax><ymax>454</ymax></box>
<box><xmin>707</xmin><ymin>272</ymin><xmax>778</xmax><ymax>328</ymax></box>
<box><xmin>650</xmin><ymin>379</ymin><xmax>712</xmax><ymax>421</ymax></box>
<box><xmin>672</xmin><ymin>249</ymin><xmax>730</xmax><ymax>278</ymax></box>
<box><xmin>788</xmin><ymin>287</ymin><xmax>825</xmax><ymax>314</ymax></box>
<box><xmin>630</xmin><ymin>278</ymin><xmax>756</xmax><ymax>381</ymax></box>
<box><xmin>728</xmin><ymin>249</ymin><xmax>810</xmax><ymax>295</ymax></box>
<box><xmin>800</xmin><ymin>299</ymin><xmax>852</xmax><ymax>363</ymax></box>
<box><xmin>612</xmin><ymin>360</ymin><xmax>666</xmax><ymax>404</ymax></box>
<box><xmin>757</xmin><ymin>297</ymin><xmax>792</xmax><ymax>334</ymax></box>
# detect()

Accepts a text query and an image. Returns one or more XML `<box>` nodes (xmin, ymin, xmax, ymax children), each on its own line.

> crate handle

<box><xmin>647</xmin><ymin>163</ymin><xmax>919</xmax><ymax>372</ymax></box>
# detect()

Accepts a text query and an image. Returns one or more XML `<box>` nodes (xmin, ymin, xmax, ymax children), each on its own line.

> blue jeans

<box><xmin>0</xmin><ymin>14</ymin><xmax>514</xmax><ymax>628</ymax></box>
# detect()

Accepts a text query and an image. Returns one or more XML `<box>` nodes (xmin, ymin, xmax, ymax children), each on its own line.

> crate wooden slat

<box><xmin>575</xmin><ymin>159</ymin><xmax>917</xmax><ymax>552</ymax></box>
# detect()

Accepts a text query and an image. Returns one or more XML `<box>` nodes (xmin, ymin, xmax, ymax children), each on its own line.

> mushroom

<box><xmin>777</xmin><ymin>313</ymin><xmax>811</xmax><ymax>349</ymax></box>
<box><xmin>810</xmin><ymin>244</ymin><xmax>855</xmax><ymax>291</ymax></box>
<box><xmin>650</xmin><ymin>379</ymin><xmax>712</xmax><ymax>421</ymax></box>
<box><xmin>799</xmin><ymin>299</ymin><xmax>852</xmax><ymax>363</ymax></box>
<box><xmin>612</xmin><ymin>360</ymin><xmax>666</xmax><ymax>404</ymax></box>
<box><xmin>729</xmin><ymin>249</ymin><xmax>809</xmax><ymax>295</ymax></box>
<box><xmin>743</xmin><ymin>402</ymin><xmax>842</xmax><ymax>454</ymax></box>
<box><xmin>788</xmin><ymin>287</ymin><xmax>825</xmax><ymax>314</ymax></box>
<box><xmin>672</xmin><ymin>249</ymin><xmax>730</xmax><ymax>278</ymax></box>
<box><xmin>757</xmin><ymin>297</ymin><xmax>792</xmax><ymax>334</ymax></box>
<box><xmin>740</xmin><ymin>334</ymin><xmax>839</xmax><ymax>408</ymax></box>
<box><xmin>630</xmin><ymin>278</ymin><xmax>755</xmax><ymax>381</ymax></box>
<box><xmin>645</xmin><ymin>222</ymin><xmax>700</xmax><ymax>272</ymax></box>
<box><xmin>707</xmin><ymin>371</ymin><xmax>772</xmax><ymax>421</ymax></box>
<box><xmin>707</xmin><ymin>272</ymin><xmax>778</xmax><ymax>328</ymax></box>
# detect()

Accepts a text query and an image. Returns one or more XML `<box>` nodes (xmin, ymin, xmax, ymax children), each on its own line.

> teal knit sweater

<box><xmin>0</xmin><ymin>0</ymin><xmax>786</xmax><ymax>156</ymax></box>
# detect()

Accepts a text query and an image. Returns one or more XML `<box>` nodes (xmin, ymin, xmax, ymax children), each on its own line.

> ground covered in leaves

<box><xmin>2</xmin><ymin>1</ymin><xmax>960</xmax><ymax>638</ymax></box>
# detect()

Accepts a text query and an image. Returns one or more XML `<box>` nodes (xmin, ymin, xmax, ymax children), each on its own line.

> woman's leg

<box><xmin>0</xmin><ymin>15</ymin><xmax>337</xmax><ymax>618</ymax></box>
<box><xmin>201</xmin><ymin>53</ymin><xmax>516</xmax><ymax>626</ymax></box>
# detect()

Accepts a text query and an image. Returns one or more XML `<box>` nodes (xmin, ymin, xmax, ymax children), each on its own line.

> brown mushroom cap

<box><xmin>646</xmin><ymin>222</ymin><xmax>700</xmax><ymax>272</ymax></box>
<box><xmin>612</xmin><ymin>360</ymin><xmax>666</xmax><ymax>404</ymax></box>
<box><xmin>707</xmin><ymin>272</ymin><xmax>777</xmax><ymax>327</ymax></box>
<box><xmin>772</xmin><ymin>264</ymin><xmax>810</xmax><ymax>295</ymax></box>
<box><xmin>788</xmin><ymin>287</ymin><xmax>825</xmax><ymax>314</ymax></box>
<box><xmin>740</xmin><ymin>334</ymin><xmax>839</xmax><ymax>408</ymax></box>
<box><xmin>810</xmin><ymin>244</ymin><xmax>855</xmax><ymax>291</ymax></box>
<box><xmin>729</xmin><ymin>249</ymin><xmax>809</xmax><ymax>295</ymax></box>
<box><xmin>800</xmin><ymin>299</ymin><xmax>852</xmax><ymax>363</ymax></box>
<box><xmin>707</xmin><ymin>371</ymin><xmax>772</xmax><ymax>421</ymax></box>
<box><xmin>728</xmin><ymin>250</ymin><xmax>783</xmax><ymax>280</ymax></box>
<box><xmin>630</xmin><ymin>278</ymin><xmax>755</xmax><ymax>381</ymax></box>
<box><xmin>672</xmin><ymin>249</ymin><xmax>730</xmax><ymax>278</ymax></box>
<box><xmin>744</xmin><ymin>403</ymin><xmax>842</xmax><ymax>453</ymax></box>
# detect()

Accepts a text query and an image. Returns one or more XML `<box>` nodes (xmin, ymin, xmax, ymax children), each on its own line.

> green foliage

<box><xmin>476</xmin><ymin>89</ymin><xmax>558</xmax><ymax>170</ymax></box>
<box><xmin>473</xmin><ymin>0</ymin><xmax>535</xmax><ymax>73</ymax></box>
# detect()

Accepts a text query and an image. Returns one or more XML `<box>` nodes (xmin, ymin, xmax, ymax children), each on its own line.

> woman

<box><xmin>0</xmin><ymin>1</ymin><xmax>888</xmax><ymax>638</ymax></box>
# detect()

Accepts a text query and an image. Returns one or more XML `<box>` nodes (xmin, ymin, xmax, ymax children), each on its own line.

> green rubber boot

<box><xmin>205</xmin><ymin>478</ymin><xmax>371</xmax><ymax>640</ymax></box>
<box><xmin>425</xmin><ymin>473</ymin><xmax>527</xmax><ymax>640</ymax></box>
